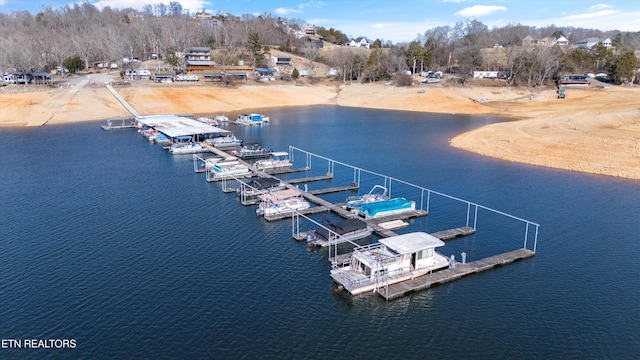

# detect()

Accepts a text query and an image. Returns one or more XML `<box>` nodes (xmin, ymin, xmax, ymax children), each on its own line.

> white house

<box><xmin>555</xmin><ymin>35</ymin><xmax>569</xmax><ymax>46</ymax></box>
<box><xmin>347</xmin><ymin>37</ymin><xmax>370</xmax><ymax>49</ymax></box>
<box><xmin>575</xmin><ymin>37</ymin><xmax>612</xmax><ymax>49</ymax></box>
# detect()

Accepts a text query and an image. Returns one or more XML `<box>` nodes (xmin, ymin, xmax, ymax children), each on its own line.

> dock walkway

<box><xmin>378</xmin><ymin>248</ymin><xmax>535</xmax><ymax>301</ymax></box>
<box><xmin>106</xmin><ymin>84</ymin><xmax>140</xmax><ymax>117</ymax></box>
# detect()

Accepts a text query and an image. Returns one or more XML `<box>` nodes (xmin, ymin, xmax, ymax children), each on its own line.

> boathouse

<box><xmin>136</xmin><ymin>114</ymin><xmax>229</xmax><ymax>143</ymax></box>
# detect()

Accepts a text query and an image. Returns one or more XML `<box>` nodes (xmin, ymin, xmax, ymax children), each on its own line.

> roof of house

<box><xmin>185</xmin><ymin>60</ymin><xmax>216</xmax><ymax>66</ymax></box>
<box><xmin>379</xmin><ymin>232</ymin><xmax>445</xmax><ymax>254</ymax></box>
<box><xmin>186</xmin><ymin>47</ymin><xmax>211</xmax><ymax>52</ymax></box>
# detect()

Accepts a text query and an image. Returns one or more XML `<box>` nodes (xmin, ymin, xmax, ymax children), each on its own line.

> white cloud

<box><xmin>0</xmin><ymin>0</ymin><xmax>6</xmax><ymax>6</ymax></box>
<box><xmin>562</xmin><ymin>9</ymin><xmax>618</xmax><ymax>20</ymax></box>
<box><xmin>274</xmin><ymin>7</ymin><xmax>301</xmax><ymax>15</ymax></box>
<box><xmin>442</xmin><ymin>0</ymin><xmax>472</xmax><ymax>3</ymax></box>
<box><xmin>589</xmin><ymin>4</ymin><xmax>612</xmax><ymax>10</ymax></box>
<box><xmin>524</xmin><ymin>9</ymin><xmax>640</xmax><ymax>32</ymax></box>
<box><xmin>455</xmin><ymin>5</ymin><xmax>507</xmax><ymax>17</ymax></box>
<box><xmin>297</xmin><ymin>1</ymin><xmax>326</xmax><ymax>10</ymax></box>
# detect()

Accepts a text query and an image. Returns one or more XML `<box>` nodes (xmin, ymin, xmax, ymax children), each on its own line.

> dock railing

<box><xmin>288</xmin><ymin>146</ymin><xmax>539</xmax><ymax>254</ymax></box>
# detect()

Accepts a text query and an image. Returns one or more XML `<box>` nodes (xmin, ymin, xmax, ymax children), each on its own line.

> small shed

<box><xmin>203</xmin><ymin>71</ymin><xmax>224</xmax><ymax>82</ymax></box>
<box><xmin>255</xmin><ymin>68</ymin><xmax>276</xmax><ymax>81</ymax></box>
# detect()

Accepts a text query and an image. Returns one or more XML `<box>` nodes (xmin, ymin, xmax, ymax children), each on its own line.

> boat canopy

<box><xmin>257</xmin><ymin>188</ymin><xmax>301</xmax><ymax>202</ymax></box>
<box><xmin>246</xmin><ymin>177</ymin><xmax>281</xmax><ymax>190</ymax></box>
<box><xmin>316</xmin><ymin>218</ymin><xmax>367</xmax><ymax>240</ymax></box>
<box><xmin>136</xmin><ymin>114</ymin><xmax>230</xmax><ymax>138</ymax></box>
<box><xmin>379</xmin><ymin>232</ymin><xmax>444</xmax><ymax>255</ymax></box>
<box><xmin>358</xmin><ymin>197</ymin><xmax>413</xmax><ymax>217</ymax></box>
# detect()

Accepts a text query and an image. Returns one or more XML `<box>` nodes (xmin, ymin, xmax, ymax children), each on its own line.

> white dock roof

<box><xmin>379</xmin><ymin>232</ymin><xmax>445</xmax><ymax>254</ymax></box>
<box><xmin>136</xmin><ymin>114</ymin><xmax>230</xmax><ymax>137</ymax></box>
<box><xmin>257</xmin><ymin>188</ymin><xmax>301</xmax><ymax>202</ymax></box>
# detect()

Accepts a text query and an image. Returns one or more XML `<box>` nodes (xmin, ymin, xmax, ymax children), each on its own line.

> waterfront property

<box><xmin>135</xmin><ymin>114</ymin><xmax>230</xmax><ymax>144</ymax></box>
<box><xmin>330</xmin><ymin>232</ymin><xmax>450</xmax><ymax>295</ymax></box>
<box><xmin>97</xmin><ymin>89</ymin><xmax>540</xmax><ymax>300</ymax></box>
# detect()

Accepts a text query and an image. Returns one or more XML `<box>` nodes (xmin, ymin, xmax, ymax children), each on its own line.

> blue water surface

<box><xmin>1</xmin><ymin>106</ymin><xmax>639</xmax><ymax>359</ymax></box>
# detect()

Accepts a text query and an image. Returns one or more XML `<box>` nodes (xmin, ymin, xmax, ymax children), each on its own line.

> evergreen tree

<box><xmin>611</xmin><ymin>51</ymin><xmax>638</xmax><ymax>84</ymax></box>
<box><xmin>248</xmin><ymin>31</ymin><xmax>266</xmax><ymax>67</ymax></box>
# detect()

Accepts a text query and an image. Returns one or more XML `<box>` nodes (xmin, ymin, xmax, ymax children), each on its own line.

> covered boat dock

<box><xmin>136</xmin><ymin>114</ymin><xmax>230</xmax><ymax>143</ymax></box>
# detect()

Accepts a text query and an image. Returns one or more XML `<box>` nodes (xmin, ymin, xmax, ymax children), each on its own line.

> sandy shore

<box><xmin>2</xmin><ymin>75</ymin><xmax>639</xmax><ymax>179</ymax></box>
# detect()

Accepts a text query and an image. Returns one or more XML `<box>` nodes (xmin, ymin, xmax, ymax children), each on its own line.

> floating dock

<box><xmin>378</xmin><ymin>248</ymin><xmax>535</xmax><ymax>301</ymax></box>
<box><xmin>100</xmin><ymin>86</ymin><xmax>539</xmax><ymax>302</ymax></box>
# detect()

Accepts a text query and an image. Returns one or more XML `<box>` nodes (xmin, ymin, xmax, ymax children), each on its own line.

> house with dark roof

<box><xmin>347</xmin><ymin>37</ymin><xmax>370</xmax><ymax>49</ymax></box>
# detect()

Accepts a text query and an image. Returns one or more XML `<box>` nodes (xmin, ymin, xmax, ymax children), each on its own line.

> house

<box><xmin>522</xmin><ymin>35</ymin><xmax>555</xmax><ymax>47</ymax></box>
<box><xmin>254</xmin><ymin>68</ymin><xmax>276</xmax><ymax>81</ymax></box>
<box><xmin>184</xmin><ymin>47</ymin><xmax>216</xmax><ymax>71</ymax></box>
<box><xmin>555</xmin><ymin>35</ymin><xmax>569</xmax><ymax>46</ymax></box>
<box><xmin>301</xmin><ymin>36</ymin><xmax>323</xmax><ymax>48</ymax></box>
<box><xmin>347</xmin><ymin>37</ymin><xmax>370</xmax><ymax>49</ymax></box>
<box><xmin>302</xmin><ymin>24</ymin><xmax>316</xmax><ymax>36</ymax></box>
<box><xmin>194</xmin><ymin>11</ymin><xmax>211</xmax><ymax>20</ymax></box>
<box><xmin>184</xmin><ymin>47</ymin><xmax>211</xmax><ymax>61</ymax></box>
<box><xmin>575</xmin><ymin>37</ymin><xmax>612</xmax><ymax>49</ymax></box>
<box><xmin>272</xmin><ymin>56</ymin><xmax>292</xmax><ymax>66</ymax></box>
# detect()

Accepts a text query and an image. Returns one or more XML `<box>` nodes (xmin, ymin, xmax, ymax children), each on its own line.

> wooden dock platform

<box><xmin>287</xmin><ymin>174</ymin><xmax>334</xmax><ymax>184</ymax></box>
<box><xmin>262</xmin><ymin>206</ymin><xmax>329</xmax><ymax>221</ymax></box>
<box><xmin>308</xmin><ymin>184</ymin><xmax>359</xmax><ymax>195</ymax></box>
<box><xmin>431</xmin><ymin>226</ymin><xmax>476</xmax><ymax>241</ymax></box>
<box><xmin>263</xmin><ymin>167</ymin><xmax>310</xmax><ymax>175</ymax></box>
<box><xmin>378</xmin><ymin>248</ymin><xmax>535</xmax><ymax>301</ymax></box>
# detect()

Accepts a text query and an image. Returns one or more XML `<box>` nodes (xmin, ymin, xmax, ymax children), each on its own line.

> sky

<box><xmin>1</xmin><ymin>0</ymin><xmax>639</xmax><ymax>43</ymax></box>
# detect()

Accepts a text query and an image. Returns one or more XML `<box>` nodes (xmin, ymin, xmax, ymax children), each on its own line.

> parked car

<box><xmin>3</xmin><ymin>73</ymin><xmax>16</xmax><ymax>85</ymax></box>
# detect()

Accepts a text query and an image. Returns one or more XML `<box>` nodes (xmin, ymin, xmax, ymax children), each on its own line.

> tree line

<box><xmin>0</xmin><ymin>2</ymin><xmax>638</xmax><ymax>85</ymax></box>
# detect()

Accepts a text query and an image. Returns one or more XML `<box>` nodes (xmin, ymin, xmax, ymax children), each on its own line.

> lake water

<box><xmin>1</xmin><ymin>106</ymin><xmax>639</xmax><ymax>359</ymax></box>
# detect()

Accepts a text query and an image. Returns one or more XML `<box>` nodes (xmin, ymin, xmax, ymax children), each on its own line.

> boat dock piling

<box><xmin>100</xmin><ymin>117</ymin><xmax>137</xmax><ymax>130</ymax></box>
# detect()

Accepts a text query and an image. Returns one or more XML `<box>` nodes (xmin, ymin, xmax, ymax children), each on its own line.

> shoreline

<box><xmin>2</xmin><ymin>77</ymin><xmax>639</xmax><ymax>180</ymax></box>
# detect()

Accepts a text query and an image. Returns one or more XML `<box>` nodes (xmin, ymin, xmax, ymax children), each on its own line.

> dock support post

<box><xmin>474</xmin><ymin>205</ymin><xmax>478</xmax><ymax>229</ymax></box>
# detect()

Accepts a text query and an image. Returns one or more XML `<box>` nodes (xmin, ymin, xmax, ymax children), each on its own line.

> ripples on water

<box><xmin>1</xmin><ymin>107</ymin><xmax>639</xmax><ymax>359</ymax></box>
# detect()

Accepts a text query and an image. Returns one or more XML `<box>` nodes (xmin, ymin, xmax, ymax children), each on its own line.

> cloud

<box><xmin>307</xmin><ymin>18</ymin><xmax>329</xmax><ymax>25</ymax></box>
<box><xmin>563</xmin><ymin>9</ymin><xmax>618</xmax><ymax>20</ymax></box>
<box><xmin>455</xmin><ymin>5</ymin><xmax>507</xmax><ymax>17</ymax></box>
<box><xmin>297</xmin><ymin>1</ymin><xmax>326</xmax><ymax>10</ymax></box>
<box><xmin>274</xmin><ymin>7</ymin><xmax>301</xmax><ymax>15</ymax></box>
<box><xmin>589</xmin><ymin>4</ymin><xmax>612</xmax><ymax>10</ymax></box>
<box><xmin>442</xmin><ymin>0</ymin><xmax>472</xmax><ymax>3</ymax></box>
